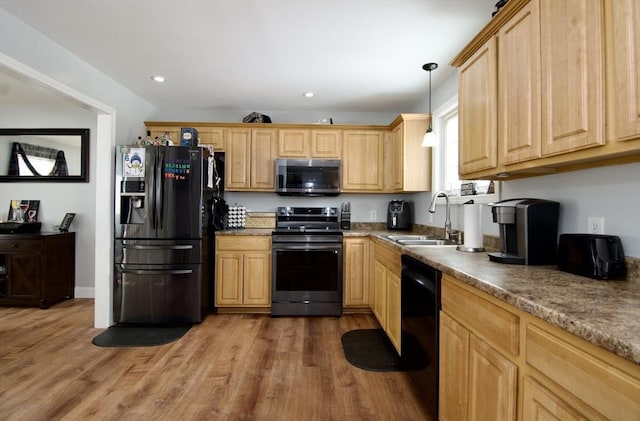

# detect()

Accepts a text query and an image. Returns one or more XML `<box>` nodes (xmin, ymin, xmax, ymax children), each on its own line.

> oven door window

<box><xmin>273</xmin><ymin>248</ymin><xmax>340</xmax><ymax>291</ymax></box>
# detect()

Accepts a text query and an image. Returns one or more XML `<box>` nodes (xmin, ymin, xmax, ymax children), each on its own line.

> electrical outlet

<box><xmin>370</xmin><ymin>210</ymin><xmax>377</xmax><ymax>220</ymax></box>
<box><xmin>587</xmin><ymin>217</ymin><xmax>605</xmax><ymax>234</ymax></box>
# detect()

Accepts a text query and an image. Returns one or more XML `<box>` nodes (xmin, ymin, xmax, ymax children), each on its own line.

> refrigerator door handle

<box><xmin>119</xmin><ymin>269</ymin><xmax>193</xmax><ymax>275</ymax></box>
<box><xmin>158</xmin><ymin>148</ymin><xmax>165</xmax><ymax>230</ymax></box>
<box><xmin>124</xmin><ymin>244</ymin><xmax>194</xmax><ymax>250</ymax></box>
<box><xmin>151</xmin><ymin>148</ymin><xmax>157</xmax><ymax>229</ymax></box>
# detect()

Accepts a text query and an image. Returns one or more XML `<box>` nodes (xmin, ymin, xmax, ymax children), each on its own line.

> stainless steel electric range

<box><xmin>271</xmin><ymin>206</ymin><xmax>343</xmax><ymax>316</ymax></box>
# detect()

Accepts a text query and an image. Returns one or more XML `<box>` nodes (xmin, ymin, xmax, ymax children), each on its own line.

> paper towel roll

<box><xmin>463</xmin><ymin>203</ymin><xmax>484</xmax><ymax>250</ymax></box>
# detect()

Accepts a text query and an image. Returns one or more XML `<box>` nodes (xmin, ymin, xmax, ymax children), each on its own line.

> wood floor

<box><xmin>0</xmin><ymin>300</ymin><xmax>434</xmax><ymax>420</ymax></box>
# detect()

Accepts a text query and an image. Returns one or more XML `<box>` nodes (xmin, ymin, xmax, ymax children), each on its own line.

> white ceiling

<box><xmin>0</xmin><ymin>0</ymin><xmax>497</xmax><ymax>114</ymax></box>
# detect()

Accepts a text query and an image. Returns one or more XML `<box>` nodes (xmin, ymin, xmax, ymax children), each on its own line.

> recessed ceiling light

<box><xmin>303</xmin><ymin>92</ymin><xmax>315</xmax><ymax>98</ymax></box>
<box><xmin>151</xmin><ymin>75</ymin><xmax>166</xmax><ymax>83</ymax></box>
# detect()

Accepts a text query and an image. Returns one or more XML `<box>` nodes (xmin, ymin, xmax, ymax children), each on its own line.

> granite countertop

<box><xmin>368</xmin><ymin>231</ymin><xmax>640</xmax><ymax>365</ymax></box>
<box><xmin>216</xmin><ymin>228</ymin><xmax>640</xmax><ymax>364</ymax></box>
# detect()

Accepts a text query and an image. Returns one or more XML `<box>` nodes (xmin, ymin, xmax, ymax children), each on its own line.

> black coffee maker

<box><xmin>387</xmin><ymin>200</ymin><xmax>412</xmax><ymax>230</ymax></box>
<box><xmin>488</xmin><ymin>198</ymin><xmax>560</xmax><ymax>265</ymax></box>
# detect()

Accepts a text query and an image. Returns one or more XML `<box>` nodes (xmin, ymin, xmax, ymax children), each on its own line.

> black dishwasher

<box><xmin>401</xmin><ymin>254</ymin><xmax>441</xmax><ymax>419</ymax></box>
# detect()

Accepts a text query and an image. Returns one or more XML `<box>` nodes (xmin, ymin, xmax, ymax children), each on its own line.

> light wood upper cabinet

<box><xmin>225</xmin><ymin>128</ymin><xmax>277</xmax><ymax>191</ymax></box>
<box><xmin>342</xmin><ymin>130</ymin><xmax>385</xmax><ymax>191</ymax></box>
<box><xmin>278</xmin><ymin>129</ymin><xmax>310</xmax><ymax>157</ymax></box>
<box><xmin>385</xmin><ymin>114</ymin><xmax>431</xmax><ymax>192</ymax></box>
<box><xmin>497</xmin><ymin>0</ymin><xmax>542</xmax><ymax>165</ymax></box>
<box><xmin>540</xmin><ymin>0</ymin><xmax>605</xmax><ymax>156</ymax></box>
<box><xmin>311</xmin><ymin>129</ymin><xmax>342</xmax><ymax>158</ymax></box>
<box><xmin>453</xmin><ymin>0</ymin><xmax>639</xmax><ymax>180</ymax></box>
<box><xmin>278</xmin><ymin>129</ymin><xmax>342</xmax><ymax>158</ymax></box>
<box><xmin>343</xmin><ymin>237</ymin><xmax>370</xmax><ymax>308</ymax></box>
<box><xmin>146</xmin><ymin>124</ymin><xmax>224</xmax><ymax>150</ymax></box>
<box><xmin>606</xmin><ymin>0</ymin><xmax>640</xmax><ymax>143</ymax></box>
<box><xmin>458</xmin><ymin>38</ymin><xmax>498</xmax><ymax>175</ymax></box>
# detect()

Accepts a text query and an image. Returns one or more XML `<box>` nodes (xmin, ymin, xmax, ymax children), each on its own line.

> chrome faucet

<box><xmin>428</xmin><ymin>191</ymin><xmax>453</xmax><ymax>240</ymax></box>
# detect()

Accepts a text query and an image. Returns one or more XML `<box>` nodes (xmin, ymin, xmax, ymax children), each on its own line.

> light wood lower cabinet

<box><xmin>371</xmin><ymin>239</ymin><xmax>401</xmax><ymax>353</ymax></box>
<box><xmin>343</xmin><ymin>237</ymin><xmax>370</xmax><ymax>308</ymax></box>
<box><xmin>441</xmin><ymin>274</ymin><xmax>640</xmax><ymax>421</ymax></box>
<box><xmin>439</xmin><ymin>275</ymin><xmax>518</xmax><ymax>421</ymax></box>
<box><xmin>215</xmin><ymin>236</ymin><xmax>271</xmax><ymax>307</ymax></box>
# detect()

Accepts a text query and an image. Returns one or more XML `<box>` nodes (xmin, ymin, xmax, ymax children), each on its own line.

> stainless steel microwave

<box><xmin>275</xmin><ymin>158</ymin><xmax>341</xmax><ymax>196</ymax></box>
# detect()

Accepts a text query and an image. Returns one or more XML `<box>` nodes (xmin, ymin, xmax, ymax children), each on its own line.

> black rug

<box><xmin>92</xmin><ymin>325</ymin><xmax>191</xmax><ymax>347</ymax></box>
<box><xmin>341</xmin><ymin>329</ymin><xmax>429</xmax><ymax>372</ymax></box>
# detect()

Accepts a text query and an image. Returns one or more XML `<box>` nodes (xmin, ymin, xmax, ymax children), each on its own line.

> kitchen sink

<box><xmin>397</xmin><ymin>239</ymin><xmax>458</xmax><ymax>246</ymax></box>
<box><xmin>384</xmin><ymin>234</ymin><xmax>435</xmax><ymax>241</ymax></box>
<box><xmin>384</xmin><ymin>234</ymin><xmax>458</xmax><ymax>247</ymax></box>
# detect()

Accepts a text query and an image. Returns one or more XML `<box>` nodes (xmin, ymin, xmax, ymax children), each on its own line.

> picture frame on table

<box><xmin>58</xmin><ymin>213</ymin><xmax>75</xmax><ymax>232</ymax></box>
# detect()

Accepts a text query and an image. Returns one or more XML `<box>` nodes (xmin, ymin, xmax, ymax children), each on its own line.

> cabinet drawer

<box><xmin>216</xmin><ymin>236</ymin><xmax>270</xmax><ymax>251</ymax></box>
<box><xmin>374</xmin><ymin>241</ymin><xmax>400</xmax><ymax>274</ymax></box>
<box><xmin>441</xmin><ymin>275</ymin><xmax>519</xmax><ymax>357</ymax></box>
<box><xmin>0</xmin><ymin>240</ymin><xmax>41</xmax><ymax>253</ymax></box>
<box><xmin>526</xmin><ymin>324</ymin><xmax>640</xmax><ymax>420</ymax></box>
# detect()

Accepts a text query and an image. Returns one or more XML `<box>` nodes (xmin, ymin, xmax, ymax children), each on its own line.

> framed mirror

<box><xmin>0</xmin><ymin>128</ymin><xmax>89</xmax><ymax>182</ymax></box>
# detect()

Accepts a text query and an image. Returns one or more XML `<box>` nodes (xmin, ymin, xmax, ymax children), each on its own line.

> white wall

<box><xmin>414</xmin><ymin>72</ymin><xmax>640</xmax><ymax>257</ymax></box>
<box><xmin>0</xmin><ymin>7</ymin><xmax>156</xmax><ymax>326</ymax></box>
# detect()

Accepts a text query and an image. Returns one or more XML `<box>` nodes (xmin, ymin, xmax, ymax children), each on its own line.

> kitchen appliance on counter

<box><xmin>488</xmin><ymin>198</ymin><xmax>560</xmax><ymax>265</ymax></box>
<box><xmin>340</xmin><ymin>202</ymin><xmax>351</xmax><ymax>230</ymax></box>
<box><xmin>387</xmin><ymin>200</ymin><xmax>412</xmax><ymax>230</ymax></box>
<box><xmin>558</xmin><ymin>234</ymin><xmax>626</xmax><ymax>280</ymax></box>
<box><xmin>271</xmin><ymin>206</ymin><xmax>343</xmax><ymax>316</ymax></box>
<box><xmin>275</xmin><ymin>158</ymin><xmax>341</xmax><ymax>196</ymax></box>
<box><xmin>114</xmin><ymin>145</ymin><xmax>204</xmax><ymax>324</ymax></box>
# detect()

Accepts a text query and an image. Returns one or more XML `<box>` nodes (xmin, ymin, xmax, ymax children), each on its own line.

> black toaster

<box><xmin>557</xmin><ymin>234</ymin><xmax>627</xmax><ymax>280</ymax></box>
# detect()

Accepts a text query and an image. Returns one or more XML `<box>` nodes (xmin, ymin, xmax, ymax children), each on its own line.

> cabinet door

<box><xmin>215</xmin><ymin>251</ymin><xmax>243</xmax><ymax>306</ymax></box>
<box><xmin>522</xmin><ymin>377</ymin><xmax>595</xmax><ymax>421</ymax></box>
<box><xmin>458</xmin><ymin>38</ymin><xmax>498</xmax><ymax>175</ymax></box>
<box><xmin>147</xmin><ymin>126</ymin><xmax>181</xmax><ymax>144</ymax></box>
<box><xmin>607</xmin><ymin>0</ymin><xmax>640</xmax><ymax>142</ymax></box>
<box><xmin>243</xmin><ymin>252</ymin><xmax>271</xmax><ymax>306</ymax></box>
<box><xmin>385</xmin><ymin>126</ymin><xmax>403</xmax><ymax>191</ymax></box>
<box><xmin>468</xmin><ymin>334</ymin><xmax>517</xmax><ymax>421</ymax></box>
<box><xmin>198</xmin><ymin>127</ymin><xmax>225</xmax><ymax>150</ymax></box>
<box><xmin>250</xmin><ymin>129</ymin><xmax>277</xmax><ymax>190</ymax></box>
<box><xmin>498</xmin><ymin>0</ymin><xmax>542</xmax><ymax>165</ymax></box>
<box><xmin>225</xmin><ymin>128</ymin><xmax>251</xmax><ymax>190</ymax></box>
<box><xmin>386</xmin><ymin>269</ymin><xmax>401</xmax><ymax>353</ymax></box>
<box><xmin>372</xmin><ymin>260</ymin><xmax>387</xmax><ymax>326</ymax></box>
<box><xmin>342</xmin><ymin>130</ymin><xmax>384</xmax><ymax>191</ymax></box>
<box><xmin>540</xmin><ymin>0</ymin><xmax>605</xmax><ymax>156</ymax></box>
<box><xmin>278</xmin><ymin>129</ymin><xmax>310</xmax><ymax>157</ymax></box>
<box><xmin>439</xmin><ymin>312</ymin><xmax>470</xmax><ymax>421</ymax></box>
<box><xmin>6</xmin><ymin>254</ymin><xmax>41</xmax><ymax>302</ymax></box>
<box><xmin>343</xmin><ymin>238</ymin><xmax>370</xmax><ymax>307</ymax></box>
<box><xmin>311</xmin><ymin>130</ymin><xmax>342</xmax><ymax>158</ymax></box>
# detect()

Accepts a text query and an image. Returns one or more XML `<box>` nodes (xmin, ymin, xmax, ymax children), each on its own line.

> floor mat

<box><xmin>92</xmin><ymin>325</ymin><xmax>190</xmax><ymax>347</ymax></box>
<box><xmin>341</xmin><ymin>329</ymin><xmax>429</xmax><ymax>372</ymax></box>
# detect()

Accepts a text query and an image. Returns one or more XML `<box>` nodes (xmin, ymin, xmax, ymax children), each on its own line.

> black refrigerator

<box><xmin>114</xmin><ymin>145</ymin><xmax>203</xmax><ymax>324</ymax></box>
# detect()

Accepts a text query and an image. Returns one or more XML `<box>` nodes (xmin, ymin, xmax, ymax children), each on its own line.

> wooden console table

<box><xmin>0</xmin><ymin>232</ymin><xmax>75</xmax><ymax>308</ymax></box>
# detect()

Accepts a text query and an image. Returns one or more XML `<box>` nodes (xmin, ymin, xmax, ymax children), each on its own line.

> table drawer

<box><xmin>0</xmin><ymin>239</ymin><xmax>41</xmax><ymax>253</ymax></box>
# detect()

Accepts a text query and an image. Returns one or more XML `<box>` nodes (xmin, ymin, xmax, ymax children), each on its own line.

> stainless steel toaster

<box><xmin>557</xmin><ymin>234</ymin><xmax>626</xmax><ymax>280</ymax></box>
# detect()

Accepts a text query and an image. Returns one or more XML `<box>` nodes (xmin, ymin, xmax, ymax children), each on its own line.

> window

<box><xmin>431</xmin><ymin>95</ymin><xmax>499</xmax><ymax>204</ymax></box>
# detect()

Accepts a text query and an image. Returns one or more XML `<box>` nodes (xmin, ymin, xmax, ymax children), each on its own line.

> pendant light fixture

<box><xmin>421</xmin><ymin>62</ymin><xmax>438</xmax><ymax>147</ymax></box>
